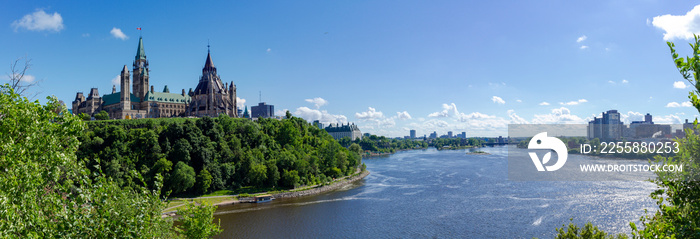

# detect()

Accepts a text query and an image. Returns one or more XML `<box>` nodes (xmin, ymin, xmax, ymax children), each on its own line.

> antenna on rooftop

<box><xmin>259</xmin><ymin>91</ymin><xmax>262</xmax><ymax>102</ymax></box>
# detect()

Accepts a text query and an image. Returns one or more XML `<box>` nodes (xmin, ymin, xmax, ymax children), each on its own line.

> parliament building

<box><xmin>72</xmin><ymin>37</ymin><xmax>238</xmax><ymax>119</ymax></box>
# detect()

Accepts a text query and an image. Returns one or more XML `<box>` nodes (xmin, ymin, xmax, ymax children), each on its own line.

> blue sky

<box><xmin>3</xmin><ymin>1</ymin><xmax>700</xmax><ymax>137</ymax></box>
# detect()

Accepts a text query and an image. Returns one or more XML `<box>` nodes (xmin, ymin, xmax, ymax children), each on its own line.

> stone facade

<box><xmin>324</xmin><ymin>123</ymin><xmax>363</xmax><ymax>141</ymax></box>
<box><xmin>72</xmin><ymin>37</ymin><xmax>238</xmax><ymax>119</ymax></box>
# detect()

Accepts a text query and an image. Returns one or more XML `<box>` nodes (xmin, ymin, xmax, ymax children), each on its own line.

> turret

<box><xmin>120</xmin><ymin>65</ymin><xmax>130</xmax><ymax>108</ymax></box>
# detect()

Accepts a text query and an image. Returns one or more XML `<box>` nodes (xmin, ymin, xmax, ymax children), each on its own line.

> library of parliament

<box><xmin>72</xmin><ymin>37</ymin><xmax>238</xmax><ymax>119</ymax></box>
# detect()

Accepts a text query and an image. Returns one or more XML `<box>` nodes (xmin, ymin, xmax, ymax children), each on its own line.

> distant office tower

<box><xmin>251</xmin><ymin>102</ymin><xmax>274</xmax><ymax>118</ymax></box>
<box><xmin>460</xmin><ymin>132</ymin><xmax>467</xmax><ymax>138</ymax></box>
<box><xmin>313</xmin><ymin>120</ymin><xmax>324</xmax><ymax>129</ymax></box>
<box><xmin>588</xmin><ymin>110</ymin><xmax>622</xmax><ymax>140</ymax></box>
<box><xmin>429</xmin><ymin>131</ymin><xmax>437</xmax><ymax>139</ymax></box>
<box><xmin>410</xmin><ymin>130</ymin><xmax>416</xmax><ymax>139</ymax></box>
<box><xmin>447</xmin><ymin>131</ymin><xmax>453</xmax><ymax>138</ymax></box>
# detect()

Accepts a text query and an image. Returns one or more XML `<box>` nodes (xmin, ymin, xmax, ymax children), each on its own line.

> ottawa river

<box><xmin>212</xmin><ymin>146</ymin><xmax>657</xmax><ymax>238</ymax></box>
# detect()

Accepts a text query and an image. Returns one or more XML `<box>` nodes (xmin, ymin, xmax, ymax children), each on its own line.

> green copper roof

<box><xmin>243</xmin><ymin>106</ymin><xmax>250</xmax><ymax>118</ymax></box>
<box><xmin>144</xmin><ymin>91</ymin><xmax>191</xmax><ymax>104</ymax></box>
<box><xmin>135</xmin><ymin>37</ymin><xmax>146</xmax><ymax>60</ymax></box>
<box><xmin>102</xmin><ymin>92</ymin><xmax>140</xmax><ymax>106</ymax></box>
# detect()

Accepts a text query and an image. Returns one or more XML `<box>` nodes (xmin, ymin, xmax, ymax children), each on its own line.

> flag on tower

<box><xmin>137</xmin><ymin>27</ymin><xmax>141</xmax><ymax>30</ymax></box>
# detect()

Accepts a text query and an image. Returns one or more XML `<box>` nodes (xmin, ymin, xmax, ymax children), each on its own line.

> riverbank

<box><xmin>163</xmin><ymin>169</ymin><xmax>370</xmax><ymax>216</ymax></box>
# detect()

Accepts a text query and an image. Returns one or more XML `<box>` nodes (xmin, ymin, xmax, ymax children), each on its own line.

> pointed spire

<box><xmin>122</xmin><ymin>65</ymin><xmax>128</xmax><ymax>73</ymax></box>
<box><xmin>203</xmin><ymin>51</ymin><xmax>216</xmax><ymax>72</ymax></box>
<box><xmin>135</xmin><ymin>37</ymin><xmax>146</xmax><ymax>61</ymax></box>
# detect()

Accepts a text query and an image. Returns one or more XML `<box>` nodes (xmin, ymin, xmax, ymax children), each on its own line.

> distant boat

<box><xmin>253</xmin><ymin>194</ymin><xmax>274</xmax><ymax>203</ymax></box>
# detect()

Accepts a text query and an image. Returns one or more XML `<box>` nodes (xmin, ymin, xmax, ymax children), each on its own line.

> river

<box><xmin>212</xmin><ymin>146</ymin><xmax>657</xmax><ymax>238</ymax></box>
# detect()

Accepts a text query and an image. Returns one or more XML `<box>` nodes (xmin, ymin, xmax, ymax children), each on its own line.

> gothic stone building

<box><xmin>72</xmin><ymin>37</ymin><xmax>238</xmax><ymax>119</ymax></box>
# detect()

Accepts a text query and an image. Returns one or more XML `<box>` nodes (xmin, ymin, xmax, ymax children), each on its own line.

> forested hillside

<box><xmin>77</xmin><ymin>115</ymin><xmax>362</xmax><ymax>196</ymax></box>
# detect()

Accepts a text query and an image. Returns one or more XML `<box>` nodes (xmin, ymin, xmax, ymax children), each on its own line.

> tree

<box><xmin>78</xmin><ymin>112</ymin><xmax>91</xmax><ymax>121</ymax></box>
<box><xmin>5</xmin><ymin>57</ymin><xmax>39</xmax><ymax>98</ymax></box>
<box><xmin>281</xmin><ymin>169</ymin><xmax>300</xmax><ymax>189</ymax></box>
<box><xmin>195</xmin><ymin>169</ymin><xmax>213</xmax><ymax>194</ymax></box>
<box><xmin>176</xmin><ymin>202</ymin><xmax>223</xmax><ymax>239</ymax></box>
<box><xmin>0</xmin><ymin>83</ymin><xmax>221</xmax><ymax>238</ymax></box>
<box><xmin>285</xmin><ymin>110</ymin><xmax>292</xmax><ymax>119</ymax></box>
<box><xmin>629</xmin><ymin>35</ymin><xmax>700</xmax><ymax>238</ymax></box>
<box><xmin>94</xmin><ymin>110</ymin><xmax>109</xmax><ymax>120</ymax></box>
<box><xmin>169</xmin><ymin>161</ymin><xmax>196</xmax><ymax>194</ymax></box>
<box><xmin>554</xmin><ymin>219</ymin><xmax>626</xmax><ymax>239</ymax></box>
<box><xmin>349</xmin><ymin>143</ymin><xmax>363</xmax><ymax>156</ymax></box>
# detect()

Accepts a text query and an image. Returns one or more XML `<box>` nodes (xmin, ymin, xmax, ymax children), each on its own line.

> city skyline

<box><xmin>3</xmin><ymin>1</ymin><xmax>700</xmax><ymax>137</ymax></box>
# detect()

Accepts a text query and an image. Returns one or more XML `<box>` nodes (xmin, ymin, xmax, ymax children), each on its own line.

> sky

<box><xmin>3</xmin><ymin>0</ymin><xmax>700</xmax><ymax>137</ymax></box>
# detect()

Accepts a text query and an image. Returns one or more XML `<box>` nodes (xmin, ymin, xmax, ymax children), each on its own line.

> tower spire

<box><xmin>203</xmin><ymin>46</ymin><xmax>216</xmax><ymax>73</ymax></box>
<box><xmin>135</xmin><ymin>37</ymin><xmax>146</xmax><ymax>61</ymax></box>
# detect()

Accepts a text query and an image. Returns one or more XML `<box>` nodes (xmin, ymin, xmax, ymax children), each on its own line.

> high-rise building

<box><xmin>410</xmin><ymin>129</ymin><xmax>416</xmax><ymax>139</ymax></box>
<box><xmin>447</xmin><ymin>131</ymin><xmax>453</xmax><ymax>138</ymax></box>
<box><xmin>587</xmin><ymin>110</ymin><xmax>622</xmax><ymax>140</ymax></box>
<box><xmin>429</xmin><ymin>131</ymin><xmax>437</xmax><ymax>139</ymax></box>
<box><xmin>251</xmin><ymin>102</ymin><xmax>274</xmax><ymax>118</ymax></box>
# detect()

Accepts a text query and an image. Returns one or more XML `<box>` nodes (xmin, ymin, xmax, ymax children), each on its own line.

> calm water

<box><xmin>213</xmin><ymin>146</ymin><xmax>657</xmax><ymax>238</ymax></box>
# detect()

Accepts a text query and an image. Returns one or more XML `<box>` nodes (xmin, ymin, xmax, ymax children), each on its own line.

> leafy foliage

<box><xmin>0</xmin><ymin>84</ymin><xmax>219</xmax><ymax>238</ymax></box>
<box><xmin>627</xmin><ymin>34</ymin><xmax>700</xmax><ymax>239</ymax></box>
<box><xmin>77</xmin><ymin>115</ymin><xmax>363</xmax><ymax>196</ymax></box>
<box><xmin>176</xmin><ymin>202</ymin><xmax>223</xmax><ymax>239</ymax></box>
<box><xmin>554</xmin><ymin>219</ymin><xmax>627</xmax><ymax>239</ymax></box>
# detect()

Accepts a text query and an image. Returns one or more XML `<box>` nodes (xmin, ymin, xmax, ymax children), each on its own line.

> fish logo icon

<box><xmin>528</xmin><ymin>132</ymin><xmax>568</xmax><ymax>172</ymax></box>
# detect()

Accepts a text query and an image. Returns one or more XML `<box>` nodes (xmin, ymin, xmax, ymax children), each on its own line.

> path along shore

<box><xmin>164</xmin><ymin>170</ymin><xmax>370</xmax><ymax>216</ymax></box>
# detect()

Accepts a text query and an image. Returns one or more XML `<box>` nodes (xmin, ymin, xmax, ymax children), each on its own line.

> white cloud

<box><xmin>377</xmin><ymin>118</ymin><xmax>396</xmax><ymax>127</ymax></box>
<box><xmin>666</xmin><ymin>101</ymin><xmax>693</xmax><ymax>107</ymax></box>
<box><xmin>422</xmin><ymin>119</ymin><xmax>450</xmax><ymax>128</ymax></box>
<box><xmin>492</xmin><ymin>96</ymin><xmax>505</xmax><ymax>104</ymax></box>
<box><xmin>609</xmin><ymin>79</ymin><xmax>629</xmax><ymax>84</ymax></box>
<box><xmin>236</xmin><ymin>97</ymin><xmax>246</xmax><ymax>109</ymax></box>
<box><xmin>652</xmin><ymin>5</ymin><xmax>700</xmax><ymax>40</ymax></box>
<box><xmin>12</xmin><ymin>9</ymin><xmax>64</xmax><ymax>32</ymax></box>
<box><xmin>580</xmin><ymin>45</ymin><xmax>589</xmax><ymax>50</ymax></box>
<box><xmin>4</xmin><ymin>74</ymin><xmax>36</xmax><ymax>83</ymax></box>
<box><xmin>266</xmin><ymin>48</ymin><xmax>271</xmax><ymax>53</ymax></box>
<box><xmin>304</xmin><ymin>97</ymin><xmax>328</xmax><ymax>109</ymax></box>
<box><xmin>560</xmin><ymin>99</ymin><xmax>587</xmax><ymax>106</ymax></box>
<box><xmin>457</xmin><ymin>112</ymin><xmax>496</xmax><ymax>121</ymax></box>
<box><xmin>110</xmin><ymin>27</ymin><xmax>128</xmax><ymax>40</ymax></box>
<box><xmin>516</xmin><ymin>99</ymin><xmax>522</xmax><ymax>103</ymax></box>
<box><xmin>295</xmin><ymin>107</ymin><xmax>348</xmax><ymax>125</ymax></box>
<box><xmin>539</xmin><ymin>102</ymin><xmax>550</xmax><ymax>106</ymax></box>
<box><xmin>576</xmin><ymin>35</ymin><xmax>587</xmax><ymax>43</ymax></box>
<box><xmin>620</xmin><ymin>111</ymin><xmax>645</xmax><ymax>124</ymax></box>
<box><xmin>508</xmin><ymin>110</ymin><xmax>528</xmax><ymax>124</ymax></box>
<box><xmin>22</xmin><ymin>75</ymin><xmax>35</xmax><ymax>83</ymax></box>
<box><xmin>532</xmin><ymin>107</ymin><xmax>586</xmax><ymax>124</ymax></box>
<box><xmin>674</xmin><ymin>81</ymin><xmax>689</xmax><ymax>89</ymax></box>
<box><xmin>429</xmin><ymin>103</ymin><xmax>459</xmax><ymax>118</ymax></box>
<box><xmin>275</xmin><ymin>108</ymin><xmax>290</xmax><ymax>117</ymax></box>
<box><xmin>654</xmin><ymin>114</ymin><xmax>684</xmax><ymax>124</ymax></box>
<box><xmin>111</xmin><ymin>75</ymin><xmax>120</xmax><ymax>87</ymax></box>
<box><xmin>82</xmin><ymin>33</ymin><xmax>90</xmax><ymax>37</ymax></box>
<box><xmin>355</xmin><ymin>107</ymin><xmax>384</xmax><ymax>120</ymax></box>
<box><xmin>396</xmin><ymin>111</ymin><xmax>412</xmax><ymax>120</ymax></box>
